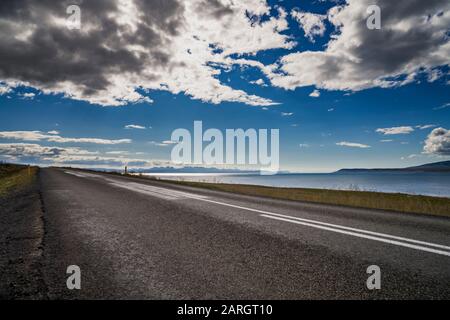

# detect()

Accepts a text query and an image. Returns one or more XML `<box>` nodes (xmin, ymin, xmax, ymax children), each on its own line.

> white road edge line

<box><xmin>181</xmin><ymin>194</ymin><xmax>450</xmax><ymax>255</ymax></box>
<box><xmin>257</xmin><ymin>211</ymin><xmax>450</xmax><ymax>251</ymax></box>
<box><xmin>108</xmin><ymin>182</ymin><xmax>181</xmax><ymax>200</ymax></box>
<box><xmin>64</xmin><ymin>170</ymin><xmax>208</xmax><ymax>200</ymax></box>
<box><xmin>261</xmin><ymin>214</ymin><xmax>450</xmax><ymax>257</ymax></box>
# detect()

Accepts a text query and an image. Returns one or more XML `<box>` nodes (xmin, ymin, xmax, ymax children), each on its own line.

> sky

<box><xmin>0</xmin><ymin>0</ymin><xmax>449</xmax><ymax>172</ymax></box>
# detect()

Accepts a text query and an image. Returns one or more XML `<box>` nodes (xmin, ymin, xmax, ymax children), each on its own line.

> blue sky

<box><xmin>0</xmin><ymin>0</ymin><xmax>449</xmax><ymax>172</ymax></box>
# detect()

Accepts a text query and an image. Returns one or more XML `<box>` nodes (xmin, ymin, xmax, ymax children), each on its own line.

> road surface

<box><xmin>37</xmin><ymin>168</ymin><xmax>450</xmax><ymax>299</ymax></box>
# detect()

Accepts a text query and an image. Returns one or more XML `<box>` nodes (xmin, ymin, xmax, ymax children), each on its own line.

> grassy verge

<box><xmin>0</xmin><ymin>164</ymin><xmax>38</xmax><ymax>196</ymax></box>
<box><xmin>150</xmin><ymin>178</ymin><xmax>450</xmax><ymax>218</ymax></box>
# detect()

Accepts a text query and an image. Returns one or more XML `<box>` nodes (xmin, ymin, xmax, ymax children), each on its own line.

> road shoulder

<box><xmin>0</xmin><ymin>169</ymin><xmax>47</xmax><ymax>299</ymax></box>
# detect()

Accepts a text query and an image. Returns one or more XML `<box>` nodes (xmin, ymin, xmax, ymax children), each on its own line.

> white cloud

<box><xmin>149</xmin><ymin>140</ymin><xmax>177</xmax><ymax>147</ymax></box>
<box><xmin>380</xmin><ymin>139</ymin><xmax>393</xmax><ymax>143</ymax></box>
<box><xmin>105</xmin><ymin>151</ymin><xmax>130</xmax><ymax>155</ymax></box>
<box><xmin>1</xmin><ymin>142</ymin><xmax>255</xmax><ymax>169</ymax></box>
<box><xmin>0</xmin><ymin>143</ymin><xmax>95</xmax><ymax>159</ymax></box>
<box><xmin>0</xmin><ymin>0</ymin><xmax>295</xmax><ymax>107</ymax></box>
<box><xmin>266</xmin><ymin>0</ymin><xmax>450</xmax><ymax>92</ymax></box>
<box><xmin>0</xmin><ymin>143</ymin><xmax>154</xmax><ymax>167</ymax></box>
<box><xmin>281</xmin><ymin>112</ymin><xmax>294</xmax><ymax>116</ymax></box>
<box><xmin>309</xmin><ymin>89</ymin><xmax>320</xmax><ymax>98</ymax></box>
<box><xmin>2</xmin><ymin>0</ymin><xmax>448</xmax><ymax>107</ymax></box>
<box><xmin>20</xmin><ymin>92</ymin><xmax>35</xmax><ymax>99</ymax></box>
<box><xmin>0</xmin><ymin>131</ymin><xmax>131</xmax><ymax>144</ymax></box>
<box><xmin>0</xmin><ymin>83</ymin><xmax>12</xmax><ymax>95</ymax></box>
<box><xmin>250</xmin><ymin>79</ymin><xmax>267</xmax><ymax>86</ymax></box>
<box><xmin>376</xmin><ymin>126</ymin><xmax>414</xmax><ymax>135</ymax></box>
<box><xmin>336</xmin><ymin>141</ymin><xmax>371</xmax><ymax>148</ymax></box>
<box><xmin>161</xmin><ymin>140</ymin><xmax>177</xmax><ymax>144</ymax></box>
<box><xmin>47</xmin><ymin>136</ymin><xmax>131</xmax><ymax>145</ymax></box>
<box><xmin>47</xmin><ymin>130</ymin><xmax>60</xmax><ymax>135</ymax></box>
<box><xmin>328</xmin><ymin>108</ymin><xmax>334</xmax><ymax>112</ymax></box>
<box><xmin>416</xmin><ymin>124</ymin><xmax>436</xmax><ymax>130</ymax></box>
<box><xmin>401</xmin><ymin>154</ymin><xmax>420</xmax><ymax>160</ymax></box>
<box><xmin>423</xmin><ymin>127</ymin><xmax>450</xmax><ymax>155</ymax></box>
<box><xmin>291</xmin><ymin>9</ymin><xmax>326</xmax><ymax>42</ymax></box>
<box><xmin>124</xmin><ymin>124</ymin><xmax>147</xmax><ymax>130</ymax></box>
<box><xmin>434</xmin><ymin>102</ymin><xmax>450</xmax><ymax>110</ymax></box>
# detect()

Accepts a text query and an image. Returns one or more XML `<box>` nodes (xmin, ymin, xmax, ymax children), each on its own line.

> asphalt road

<box><xmin>38</xmin><ymin>168</ymin><xmax>450</xmax><ymax>299</ymax></box>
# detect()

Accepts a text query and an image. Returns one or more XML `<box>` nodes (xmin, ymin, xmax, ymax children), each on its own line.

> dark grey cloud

<box><xmin>0</xmin><ymin>0</ymin><xmax>285</xmax><ymax>106</ymax></box>
<box><xmin>194</xmin><ymin>0</ymin><xmax>234</xmax><ymax>19</ymax></box>
<box><xmin>0</xmin><ymin>0</ymin><xmax>184</xmax><ymax>104</ymax></box>
<box><xmin>344</xmin><ymin>0</ymin><xmax>449</xmax><ymax>76</ymax></box>
<box><xmin>134</xmin><ymin>0</ymin><xmax>185</xmax><ymax>35</ymax></box>
<box><xmin>272</xmin><ymin>0</ymin><xmax>450</xmax><ymax>91</ymax></box>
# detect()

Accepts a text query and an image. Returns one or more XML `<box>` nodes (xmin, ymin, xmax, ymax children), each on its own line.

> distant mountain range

<box><xmin>86</xmin><ymin>166</ymin><xmax>262</xmax><ymax>174</ymax></box>
<box><xmin>67</xmin><ymin>160</ymin><xmax>450</xmax><ymax>175</ymax></box>
<box><xmin>129</xmin><ymin>166</ymin><xmax>259</xmax><ymax>174</ymax></box>
<box><xmin>336</xmin><ymin>160</ymin><xmax>450</xmax><ymax>173</ymax></box>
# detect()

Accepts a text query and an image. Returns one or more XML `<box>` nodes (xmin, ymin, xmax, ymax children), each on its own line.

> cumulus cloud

<box><xmin>0</xmin><ymin>131</ymin><xmax>131</xmax><ymax>144</ymax></box>
<box><xmin>376</xmin><ymin>126</ymin><xmax>414</xmax><ymax>135</ymax></box>
<box><xmin>0</xmin><ymin>0</ymin><xmax>295</xmax><ymax>107</ymax></box>
<box><xmin>336</xmin><ymin>141</ymin><xmax>371</xmax><ymax>148</ymax></box>
<box><xmin>267</xmin><ymin>0</ymin><xmax>450</xmax><ymax>92</ymax></box>
<box><xmin>291</xmin><ymin>9</ymin><xmax>326</xmax><ymax>42</ymax></box>
<box><xmin>0</xmin><ymin>143</ymin><xmax>95</xmax><ymax>164</ymax></box>
<box><xmin>0</xmin><ymin>143</ymin><xmax>171</xmax><ymax>168</ymax></box>
<box><xmin>423</xmin><ymin>127</ymin><xmax>450</xmax><ymax>155</ymax></box>
<box><xmin>2</xmin><ymin>0</ymin><xmax>448</xmax><ymax>106</ymax></box>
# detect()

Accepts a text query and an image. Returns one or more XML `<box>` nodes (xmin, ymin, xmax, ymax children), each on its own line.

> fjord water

<box><xmin>143</xmin><ymin>172</ymin><xmax>450</xmax><ymax>198</ymax></box>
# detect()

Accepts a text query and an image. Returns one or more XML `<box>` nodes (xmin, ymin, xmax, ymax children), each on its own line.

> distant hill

<box><xmin>336</xmin><ymin>160</ymin><xmax>450</xmax><ymax>173</ymax></box>
<box><xmin>407</xmin><ymin>160</ymin><xmax>450</xmax><ymax>171</ymax></box>
<box><xmin>129</xmin><ymin>166</ymin><xmax>258</xmax><ymax>174</ymax></box>
<box><xmin>73</xmin><ymin>166</ymin><xmax>261</xmax><ymax>174</ymax></box>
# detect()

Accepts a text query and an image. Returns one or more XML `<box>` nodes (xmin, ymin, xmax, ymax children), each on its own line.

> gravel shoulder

<box><xmin>0</xmin><ymin>169</ymin><xmax>47</xmax><ymax>300</ymax></box>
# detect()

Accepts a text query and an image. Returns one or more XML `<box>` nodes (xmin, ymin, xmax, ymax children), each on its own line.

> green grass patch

<box><xmin>0</xmin><ymin>164</ymin><xmax>38</xmax><ymax>196</ymax></box>
<box><xmin>153</xmin><ymin>179</ymin><xmax>450</xmax><ymax>218</ymax></box>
